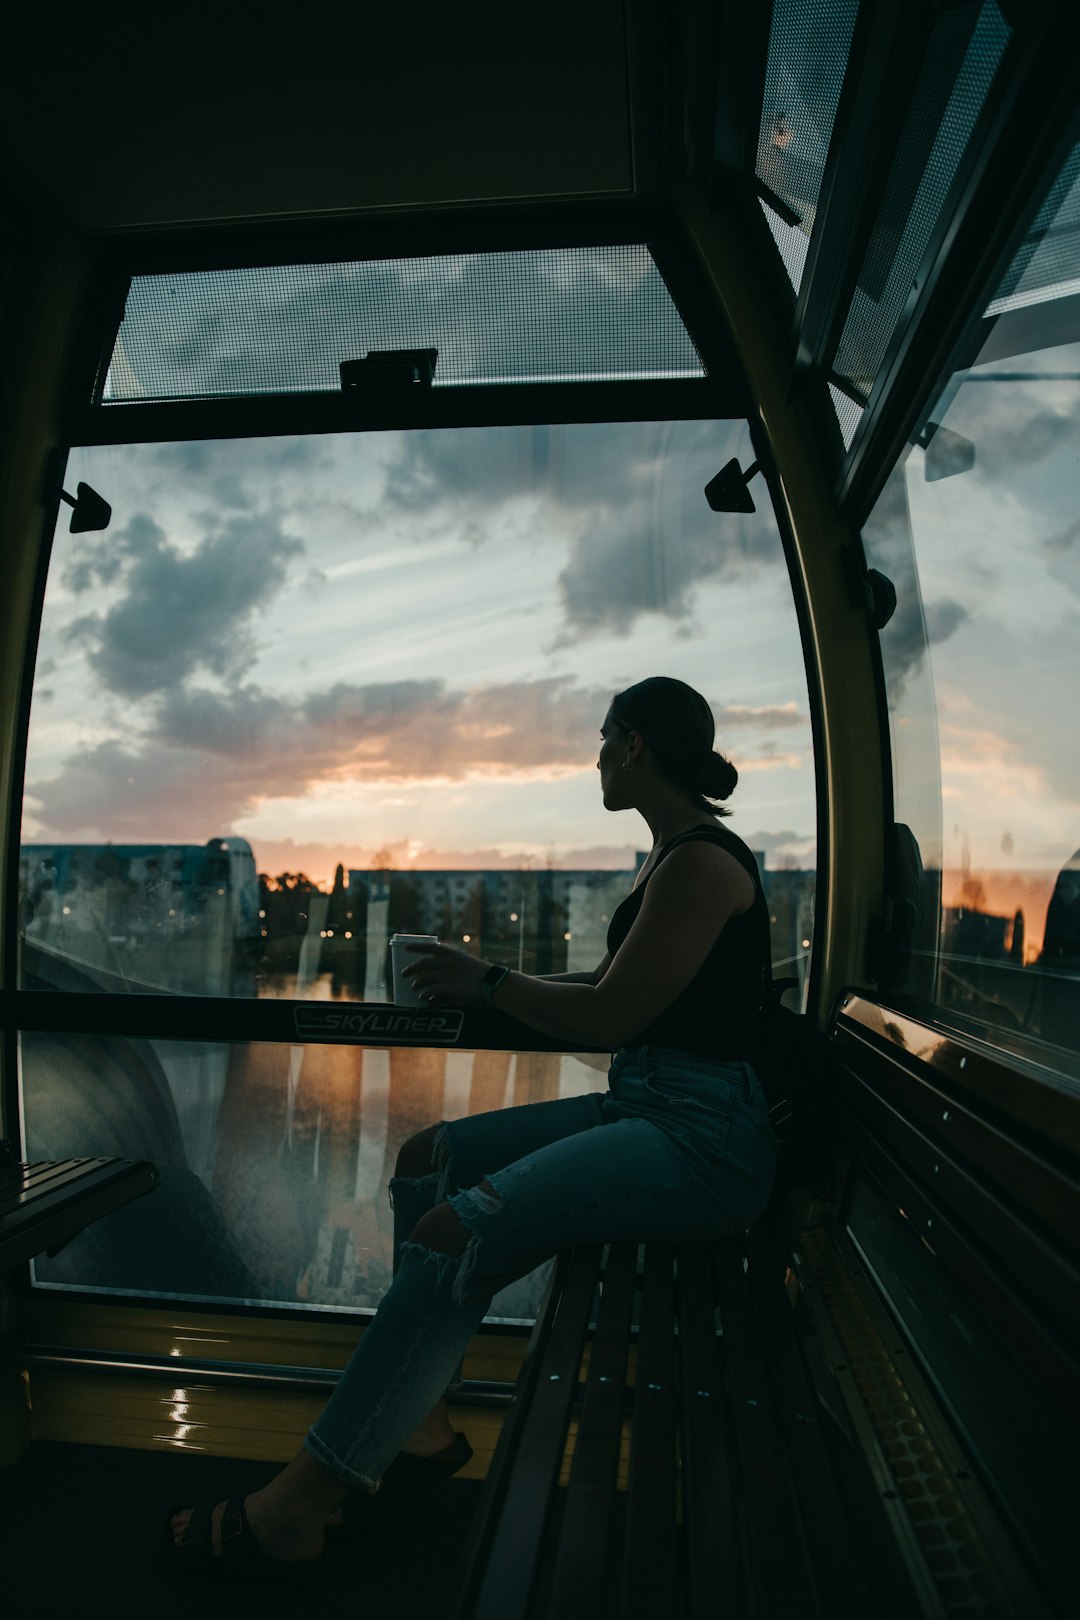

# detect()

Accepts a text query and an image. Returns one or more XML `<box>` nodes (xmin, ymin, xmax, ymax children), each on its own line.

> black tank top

<box><xmin>605</xmin><ymin>824</ymin><xmax>769</xmax><ymax>1061</ymax></box>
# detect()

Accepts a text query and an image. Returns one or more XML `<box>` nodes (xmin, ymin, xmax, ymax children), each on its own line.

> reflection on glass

<box><xmin>21</xmin><ymin>420</ymin><xmax>817</xmax><ymax>1000</ymax></box>
<box><xmin>23</xmin><ymin>1034</ymin><xmax>609</xmax><ymax>1322</ymax></box>
<box><xmin>862</xmin><ymin>141</ymin><xmax>1080</xmax><ymax>1081</ymax></box>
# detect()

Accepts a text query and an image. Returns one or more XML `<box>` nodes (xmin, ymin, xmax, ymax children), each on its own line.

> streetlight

<box><xmin>514</xmin><ymin>895</ymin><xmax>526</xmax><ymax>970</ymax></box>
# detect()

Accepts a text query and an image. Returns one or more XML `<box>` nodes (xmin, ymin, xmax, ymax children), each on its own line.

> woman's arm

<box><xmin>405</xmin><ymin>847</ymin><xmax>754</xmax><ymax>1047</ymax></box>
<box><xmin>535</xmin><ymin>954</ymin><xmax>612</xmax><ymax>986</ymax></box>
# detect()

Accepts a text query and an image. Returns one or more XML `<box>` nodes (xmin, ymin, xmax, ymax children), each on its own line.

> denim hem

<box><xmin>303</xmin><ymin>1426</ymin><xmax>381</xmax><ymax>1492</ymax></box>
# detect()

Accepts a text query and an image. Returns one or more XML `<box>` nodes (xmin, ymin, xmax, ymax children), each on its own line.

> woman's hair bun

<box><xmin>610</xmin><ymin>675</ymin><xmax>739</xmax><ymax>817</ymax></box>
<box><xmin>699</xmin><ymin>749</ymin><xmax>738</xmax><ymax>801</ymax></box>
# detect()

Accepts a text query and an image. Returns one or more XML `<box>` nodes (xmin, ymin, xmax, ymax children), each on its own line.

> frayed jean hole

<box><xmin>452</xmin><ymin>1231</ymin><xmax>482</xmax><ymax>1308</ymax></box>
<box><xmin>388</xmin><ymin>1170</ymin><xmax>437</xmax><ymax>1211</ymax></box>
<box><xmin>433</xmin><ymin>1122</ymin><xmax>454</xmax><ymax>1201</ymax></box>
<box><xmin>453</xmin><ymin>1183</ymin><xmax>501</xmax><ymax>1221</ymax></box>
<box><xmin>398</xmin><ymin>1238</ymin><xmax>461</xmax><ymax>1285</ymax></box>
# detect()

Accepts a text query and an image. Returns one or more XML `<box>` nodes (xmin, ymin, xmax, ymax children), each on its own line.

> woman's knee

<box><xmin>408</xmin><ymin>1180</ymin><xmax>500</xmax><ymax>1258</ymax></box>
<box><xmin>395</xmin><ymin>1123</ymin><xmax>443</xmax><ymax>1180</ymax></box>
<box><xmin>409</xmin><ymin>1201</ymin><xmax>471</xmax><ymax>1256</ymax></box>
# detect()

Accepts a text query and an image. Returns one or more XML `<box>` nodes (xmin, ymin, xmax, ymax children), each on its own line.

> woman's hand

<box><xmin>403</xmin><ymin>942</ymin><xmax>491</xmax><ymax>1006</ymax></box>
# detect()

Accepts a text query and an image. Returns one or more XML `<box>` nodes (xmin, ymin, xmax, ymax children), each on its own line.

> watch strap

<box><xmin>480</xmin><ymin>963</ymin><xmax>510</xmax><ymax>1004</ymax></box>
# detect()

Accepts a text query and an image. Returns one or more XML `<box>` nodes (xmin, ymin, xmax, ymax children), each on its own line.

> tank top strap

<box><xmin>652</xmin><ymin>825</ymin><xmax>764</xmax><ymax>892</ymax></box>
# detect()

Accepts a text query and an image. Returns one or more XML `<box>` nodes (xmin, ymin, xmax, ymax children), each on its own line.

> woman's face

<box><xmin>597</xmin><ymin>709</ymin><xmax>629</xmax><ymax>810</ymax></box>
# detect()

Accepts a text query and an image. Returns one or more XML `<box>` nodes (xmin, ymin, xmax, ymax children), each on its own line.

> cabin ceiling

<box><xmin>0</xmin><ymin>1</ymin><xmax>645</xmax><ymax>233</ymax></box>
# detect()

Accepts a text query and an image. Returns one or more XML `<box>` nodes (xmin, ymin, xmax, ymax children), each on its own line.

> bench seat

<box><xmin>454</xmin><ymin>1235</ymin><xmax>873</xmax><ymax>1620</ymax></box>
<box><xmin>0</xmin><ymin>1157</ymin><xmax>159</xmax><ymax>1272</ymax></box>
<box><xmin>453</xmin><ymin>1225</ymin><xmax>1045</xmax><ymax>1619</ymax></box>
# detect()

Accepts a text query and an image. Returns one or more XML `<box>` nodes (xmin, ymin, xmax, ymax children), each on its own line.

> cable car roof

<box><xmin>2</xmin><ymin>3</ymin><xmax>1078</xmax><ymax>525</ymax></box>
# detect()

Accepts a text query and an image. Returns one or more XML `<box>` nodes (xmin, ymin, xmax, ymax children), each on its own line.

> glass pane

<box><xmin>754</xmin><ymin>0</ymin><xmax>860</xmax><ymax>293</ymax></box>
<box><xmin>104</xmin><ymin>247</ymin><xmax>705</xmax><ymax>401</ymax></box>
<box><xmin>862</xmin><ymin>139</ymin><xmax>1080</xmax><ymax>1085</ymax></box>
<box><xmin>22</xmin><ymin>420</ymin><xmax>817</xmax><ymax>1002</ymax></box>
<box><xmin>832</xmin><ymin>2</ymin><xmax>1010</xmax><ymax>400</ymax></box>
<box><xmin>22</xmin><ymin>1033</ymin><xmax>606</xmax><ymax>1320</ymax></box>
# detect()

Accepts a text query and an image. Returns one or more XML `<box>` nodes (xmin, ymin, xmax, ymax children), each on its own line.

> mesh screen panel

<box><xmin>829</xmin><ymin>382</ymin><xmax>864</xmax><ymax>450</ymax></box>
<box><xmin>832</xmin><ymin>2</ymin><xmax>1011</xmax><ymax>397</ymax></box>
<box><xmin>759</xmin><ymin>197</ymin><xmax>810</xmax><ymax>291</ymax></box>
<box><xmin>104</xmin><ymin>247</ymin><xmax>705</xmax><ymax>402</ymax></box>
<box><xmin>987</xmin><ymin>138</ymin><xmax>1080</xmax><ymax>315</ymax></box>
<box><xmin>755</xmin><ymin>0</ymin><xmax>859</xmax><ymax>294</ymax></box>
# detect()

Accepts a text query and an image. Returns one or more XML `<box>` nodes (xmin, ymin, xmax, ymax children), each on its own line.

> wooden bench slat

<box><xmin>676</xmin><ymin>1242</ymin><xmax>745</xmax><ymax>1620</ymax></box>
<box><xmin>712</xmin><ymin>1240</ymin><xmax>817</xmax><ymax>1620</ymax></box>
<box><xmin>546</xmin><ymin>1240</ymin><xmax>639</xmax><ymax>1617</ymax></box>
<box><xmin>0</xmin><ymin>1159</ymin><xmax>96</xmax><ymax>1207</ymax></box>
<box><xmin>623</xmin><ymin>1243</ymin><xmax>678</xmax><ymax>1620</ymax></box>
<box><xmin>465</xmin><ymin>1243</ymin><xmax>603</xmax><ymax>1620</ymax></box>
<box><xmin>0</xmin><ymin>1160</ymin><xmax>135</xmax><ymax>1226</ymax></box>
<box><xmin>453</xmin><ymin>1251</ymin><xmax>569</xmax><ymax>1619</ymax></box>
<box><xmin>748</xmin><ymin>1238</ymin><xmax>877</xmax><ymax>1618</ymax></box>
<box><xmin>0</xmin><ymin>1158</ymin><xmax>159</xmax><ymax>1271</ymax></box>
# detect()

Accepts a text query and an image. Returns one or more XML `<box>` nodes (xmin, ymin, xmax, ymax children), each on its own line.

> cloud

<box><xmin>741</xmin><ymin>827</ymin><xmax>817</xmax><ymax>866</ymax></box>
<box><xmin>866</xmin><ymin>464</ymin><xmax>968</xmax><ymax>690</ymax></box>
<box><xmin>29</xmin><ymin>675</ymin><xmax>613</xmax><ymax>837</ymax></box>
<box><xmin>248</xmin><ymin>838</ymin><xmax>641</xmax><ymax>886</ymax></box>
<box><xmin>376</xmin><ymin>419</ymin><xmax>781</xmax><ymax>639</ymax></box>
<box><xmin>717</xmin><ymin>702</ymin><xmax>803</xmax><ymax>729</ymax></box>
<box><xmin>962</xmin><ymin>395</ymin><xmax>1080</xmax><ymax>473</ymax></box>
<box><xmin>1042</xmin><ymin>517</ymin><xmax>1080</xmax><ymax>556</ymax></box>
<box><xmin>129</xmin><ymin>436</ymin><xmax>334</xmax><ymax>512</ymax></box>
<box><xmin>62</xmin><ymin>510</ymin><xmax>303</xmax><ymax>698</ymax></box>
<box><xmin>1041</xmin><ymin>517</ymin><xmax>1080</xmax><ymax>599</ymax></box>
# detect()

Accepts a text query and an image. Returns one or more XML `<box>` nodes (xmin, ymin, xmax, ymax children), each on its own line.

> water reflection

<box><xmin>25</xmin><ymin>1034</ymin><xmax>606</xmax><ymax>1322</ymax></box>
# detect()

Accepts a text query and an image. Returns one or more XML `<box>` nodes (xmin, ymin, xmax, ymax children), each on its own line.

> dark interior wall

<box><xmin>0</xmin><ymin>187</ymin><xmax>96</xmax><ymax>1127</ymax></box>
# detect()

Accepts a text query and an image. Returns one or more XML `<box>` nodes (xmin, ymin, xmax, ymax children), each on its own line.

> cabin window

<box><xmin>103</xmin><ymin>246</ymin><xmax>705</xmax><ymax>402</ymax></box>
<box><xmin>862</xmin><ymin>138</ymin><xmax>1080</xmax><ymax>1084</ymax></box>
<box><xmin>19</xmin><ymin>416</ymin><xmax>817</xmax><ymax>1313</ymax></box>
<box><xmin>755</xmin><ymin>0</ymin><xmax>859</xmax><ymax>294</ymax></box>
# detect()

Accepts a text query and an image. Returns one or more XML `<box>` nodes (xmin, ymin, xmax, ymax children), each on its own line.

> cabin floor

<box><xmin>4</xmin><ymin>1440</ymin><xmax>483</xmax><ymax>1617</ymax></box>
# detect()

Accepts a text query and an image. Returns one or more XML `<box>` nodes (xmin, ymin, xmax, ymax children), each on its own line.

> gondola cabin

<box><xmin>1</xmin><ymin>3</ymin><xmax>1077</xmax><ymax>1615</ymax></box>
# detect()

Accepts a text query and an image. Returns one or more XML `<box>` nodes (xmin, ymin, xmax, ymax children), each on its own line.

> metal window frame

<box><xmin>832</xmin><ymin>995</ymin><xmax>1080</xmax><ymax>1444</ymax></box>
<box><xmin>61</xmin><ymin>200</ymin><xmax>749</xmax><ymax>443</ymax></box>
<box><xmin>829</xmin><ymin>3</ymin><xmax>1080</xmax><ymax>523</ymax></box>
<box><xmin>1</xmin><ymin>196</ymin><xmax>774</xmax><ymax>1178</ymax></box>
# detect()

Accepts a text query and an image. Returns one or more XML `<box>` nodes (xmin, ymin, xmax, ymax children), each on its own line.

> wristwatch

<box><xmin>479</xmin><ymin>962</ymin><xmax>511</xmax><ymax>1005</ymax></box>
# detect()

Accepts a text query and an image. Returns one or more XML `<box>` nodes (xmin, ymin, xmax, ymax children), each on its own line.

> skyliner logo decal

<box><xmin>293</xmin><ymin>1005</ymin><xmax>464</xmax><ymax>1045</ymax></box>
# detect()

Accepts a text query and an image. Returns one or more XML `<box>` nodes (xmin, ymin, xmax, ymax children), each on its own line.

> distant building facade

<box><xmin>331</xmin><ymin>856</ymin><xmax>817</xmax><ymax>1002</ymax></box>
<box><xmin>21</xmin><ymin>837</ymin><xmax>260</xmax><ymax>996</ymax></box>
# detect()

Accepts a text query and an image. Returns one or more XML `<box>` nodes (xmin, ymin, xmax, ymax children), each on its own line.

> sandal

<box><xmin>326</xmin><ymin>1432</ymin><xmax>474</xmax><ymax>1543</ymax></box>
<box><xmin>163</xmin><ymin>1496</ymin><xmax>327</xmax><ymax>1587</ymax></box>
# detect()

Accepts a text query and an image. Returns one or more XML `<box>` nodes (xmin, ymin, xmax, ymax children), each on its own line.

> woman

<box><xmin>166</xmin><ymin>676</ymin><xmax>776</xmax><ymax>1585</ymax></box>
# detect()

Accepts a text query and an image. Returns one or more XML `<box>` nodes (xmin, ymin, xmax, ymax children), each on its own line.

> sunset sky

<box><xmin>867</xmin><ymin>338</ymin><xmax>1080</xmax><ymax>958</ymax></box>
<box><xmin>25</xmin><ymin>417</ymin><xmax>818</xmax><ymax>886</ymax></box>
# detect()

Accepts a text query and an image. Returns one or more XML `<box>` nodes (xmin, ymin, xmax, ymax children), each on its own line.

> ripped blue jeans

<box><xmin>305</xmin><ymin>1046</ymin><xmax>775</xmax><ymax>1489</ymax></box>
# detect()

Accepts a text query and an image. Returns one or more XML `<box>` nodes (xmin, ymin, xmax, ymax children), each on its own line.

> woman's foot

<box><xmin>170</xmin><ymin>1484</ymin><xmax>326</xmax><ymax>1565</ymax></box>
<box><xmin>170</xmin><ymin>1445</ymin><xmax>348</xmax><ymax>1575</ymax></box>
<box><xmin>323</xmin><ymin>1432</ymin><xmax>474</xmax><ymax>1542</ymax></box>
<box><xmin>323</xmin><ymin>1413</ymin><xmax>461</xmax><ymax>1532</ymax></box>
<box><xmin>402</xmin><ymin>1411</ymin><xmax>459</xmax><ymax>1458</ymax></box>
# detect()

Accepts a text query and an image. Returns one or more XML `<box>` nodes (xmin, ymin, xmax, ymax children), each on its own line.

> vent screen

<box><xmin>755</xmin><ymin>0</ymin><xmax>859</xmax><ymax>292</ymax></box>
<box><xmin>103</xmin><ymin>247</ymin><xmax>706</xmax><ymax>404</ymax></box>
<box><xmin>987</xmin><ymin>139</ymin><xmax>1080</xmax><ymax>315</ymax></box>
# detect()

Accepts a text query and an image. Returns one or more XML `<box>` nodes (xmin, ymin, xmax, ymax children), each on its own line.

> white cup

<box><xmin>389</xmin><ymin>933</ymin><xmax>439</xmax><ymax>1005</ymax></box>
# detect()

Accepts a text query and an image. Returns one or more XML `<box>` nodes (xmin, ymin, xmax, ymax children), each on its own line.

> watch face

<box><xmin>482</xmin><ymin>963</ymin><xmax>506</xmax><ymax>985</ymax></box>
